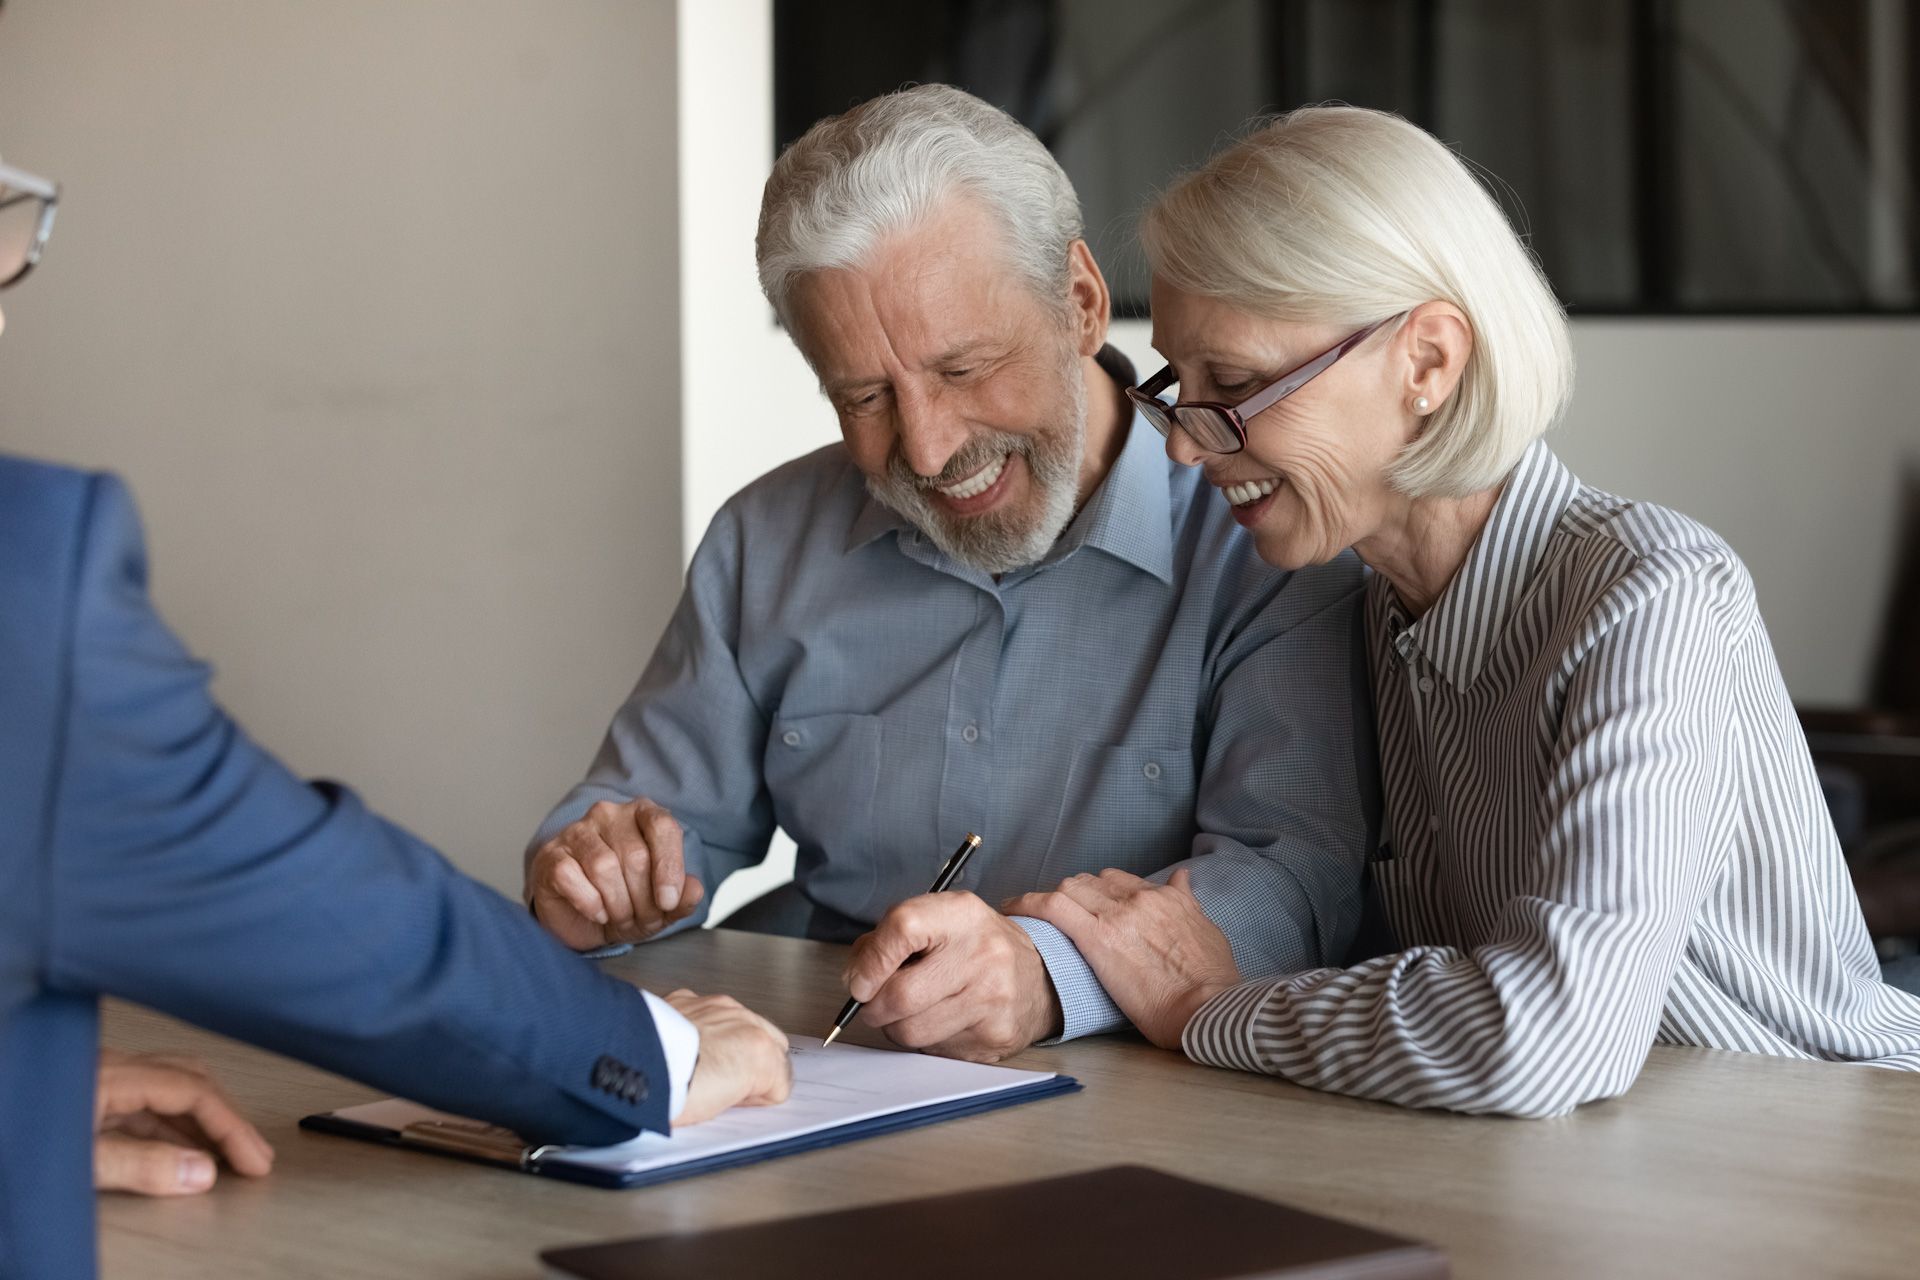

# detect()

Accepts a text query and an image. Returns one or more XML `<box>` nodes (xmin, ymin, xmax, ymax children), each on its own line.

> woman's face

<box><xmin>1148</xmin><ymin>278</ymin><xmax>1418</xmax><ymax>571</ymax></box>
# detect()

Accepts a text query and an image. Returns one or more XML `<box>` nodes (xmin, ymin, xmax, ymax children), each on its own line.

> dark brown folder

<box><xmin>539</xmin><ymin>1164</ymin><xmax>1448</xmax><ymax>1279</ymax></box>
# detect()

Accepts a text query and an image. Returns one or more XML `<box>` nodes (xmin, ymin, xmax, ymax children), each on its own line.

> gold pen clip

<box><xmin>402</xmin><ymin>1118</ymin><xmax>534</xmax><ymax>1169</ymax></box>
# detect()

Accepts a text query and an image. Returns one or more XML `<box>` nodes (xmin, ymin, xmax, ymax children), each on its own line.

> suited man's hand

<box><xmin>528</xmin><ymin>798</ymin><xmax>707</xmax><ymax>949</ymax></box>
<box><xmin>665</xmin><ymin>991</ymin><xmax>792</xmax><ymax>1126</ymax></box>
<box><xmin>844</xmin><ymin>892</ymin><xmax>1062</xmax><ymax>1063</ymax></box>
<box><xmin>94</xmin><ymin>1050</ymin><xmax>275</xmax><ymax>1195</ymax></box>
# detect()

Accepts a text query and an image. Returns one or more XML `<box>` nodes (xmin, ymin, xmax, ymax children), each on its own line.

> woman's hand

<box><xmin>94</xmin><ymin>1050</ymin><xmax>275</xmax><ymax>1195</ymax></box>
<box><xmin>1004</xmin><ymin>868</ymin><xmax>1241</xmax><ymax>1049</ymax></box>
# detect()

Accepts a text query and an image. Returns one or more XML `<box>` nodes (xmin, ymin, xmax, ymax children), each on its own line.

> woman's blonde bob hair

<box><xmin>1141</xmin><ymin>106</ymin><xmax>1573</xmax><ymax>498</ymax></box>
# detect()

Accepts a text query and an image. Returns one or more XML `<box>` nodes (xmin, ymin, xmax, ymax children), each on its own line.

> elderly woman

<box><xmin>1007</xmin><ymin>106</ymin><xmax>1920</xmax><ymax>1118</ymax></box>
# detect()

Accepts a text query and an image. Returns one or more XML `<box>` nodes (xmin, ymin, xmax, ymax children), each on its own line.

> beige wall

<box><xmin>0</xmin><ymin>0</ymin><xmax>682</xmax><ymax>894</ymax></box>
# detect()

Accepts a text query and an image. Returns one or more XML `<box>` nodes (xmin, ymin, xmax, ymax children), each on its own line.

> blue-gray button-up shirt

<box><xmin>533</xmin><ymin>378</ymin><xmax>1378</xmax><ymax>1040</ymax></box>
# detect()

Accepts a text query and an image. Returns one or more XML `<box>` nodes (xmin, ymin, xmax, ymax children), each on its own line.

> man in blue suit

<box><xmin>0</xmin><ymin>153</ymin><xmax>792</xmax><ymax>1280</ymax></box>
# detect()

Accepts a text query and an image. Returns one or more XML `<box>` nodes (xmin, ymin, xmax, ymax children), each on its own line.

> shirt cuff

<box><xmin>1011</xmin><ymin>916</ymin><xmax>1129</xmax><ymax>1042</ymax></box>
<box><xmin>640</xmin><ymin>991</ymin><xmax>700</xmax><ymax>1123</ymax></box>
<box><xmin>1180</xmin><ymin>978</ymin><xmax>1279</xmax><ymax>1074</ymax></box>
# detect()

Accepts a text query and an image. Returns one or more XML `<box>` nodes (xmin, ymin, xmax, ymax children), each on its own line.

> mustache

<box><xmin>890</xmin><ymin>435</ymin><xmax>1031</xmax><ymax>491</ymax></box>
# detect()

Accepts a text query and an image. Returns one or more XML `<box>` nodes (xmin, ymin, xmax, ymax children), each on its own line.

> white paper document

<box><xmin>329</xmin><ymin>1036</ymin><xmax>1066</xmax><ymax>1179</ymax></box>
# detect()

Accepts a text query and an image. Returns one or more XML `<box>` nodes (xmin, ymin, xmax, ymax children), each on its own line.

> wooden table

<box><xmin>99</xmin><ymin>929</ymin><xmax>1920</xmax><ymax>1278</ymax></box>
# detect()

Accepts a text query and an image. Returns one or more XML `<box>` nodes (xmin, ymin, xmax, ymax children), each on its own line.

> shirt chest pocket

<box><xmin>764</xmin><ymin>712</ymin><xmax>883</xmax><ymax>907</ymax></box>
<box><xmin>1038</xmin><ymin>741</ymin><xmax>1196</xmax><ymax>884</ymax></box>
<box><xmin>1364</xmin><ymin>822</ymin><xmax>1443</xmax><ymax>949</ymax></box>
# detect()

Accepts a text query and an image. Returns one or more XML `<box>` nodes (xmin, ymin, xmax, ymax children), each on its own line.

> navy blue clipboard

<box><xmin>300</xmin><ymin>1074</ymin><xmax>1080</xmax><ymax>1190</ymax></box>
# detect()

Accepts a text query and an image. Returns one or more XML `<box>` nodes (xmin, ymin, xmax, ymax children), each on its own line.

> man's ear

<box><xmin>1063</xmin><ymin>239</ymin><xmax>1111</xmax><ymax>358</ymax></box>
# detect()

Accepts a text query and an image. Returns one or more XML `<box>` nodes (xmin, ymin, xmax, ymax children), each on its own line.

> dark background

<box><xmin>776</xmin><ymin>0</ymin><xmax>1920</xmax><ymax>317</ymax></box>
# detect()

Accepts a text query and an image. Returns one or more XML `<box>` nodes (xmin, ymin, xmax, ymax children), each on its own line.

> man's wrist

<box><xmin>639</xmin><ymin>991</ymin><xmax>700</xmax><ymax>1123</ymax></box>
<box><xmin>1172</xmin><ymin>980</ymin><xmax>1235</xmax><ymax>1045</ymax></box>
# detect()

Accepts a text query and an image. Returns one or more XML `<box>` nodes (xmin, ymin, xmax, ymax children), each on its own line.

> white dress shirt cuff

<box><xmin>640</xmin><ymin>990</ymin><xmax>700</xmax><ymax>1123</ymax></box>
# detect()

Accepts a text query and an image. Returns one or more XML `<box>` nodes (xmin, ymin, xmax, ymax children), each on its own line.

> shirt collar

<box><xmin>1387</xmin><ymin>440</ymin><xmax>1580</xmax><ymax>691</ymax></box>
<box><xmin>842</xmin><ymin>345</ymin><xmax>1175</xmax><ymax>586</ymax></box>
<box><xmin>1057</xmin><ymin>392</ymin><xmax>1175</xmax><ymax>585</ymax></box>
<box><xmin>845</xmin><ymin>481</ymin><xmax>909</xmax><ymax>553</ymax></box>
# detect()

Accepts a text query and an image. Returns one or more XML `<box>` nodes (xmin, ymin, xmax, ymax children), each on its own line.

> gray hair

<box><xmin>756</xmin><ymin>84</ymin><xmax>1084</xmax><ymax>328</ymax></box>
<box><xmin>1142</xmin><ymin>106</ymin><xmax>1574</xmax><ymax>498</ymax></box>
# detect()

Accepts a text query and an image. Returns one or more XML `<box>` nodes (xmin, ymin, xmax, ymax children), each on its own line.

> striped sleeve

<box><xmin>1185</xmin><ymin>545</ymin><xmax>1751</xmax><ymax>1117</ymax></box>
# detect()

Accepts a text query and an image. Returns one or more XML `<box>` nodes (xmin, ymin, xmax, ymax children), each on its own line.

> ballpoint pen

<box><xmin>820</xmin><ymin>833</ymin><xmax>982</xmax><ymax>1047</ymax></box>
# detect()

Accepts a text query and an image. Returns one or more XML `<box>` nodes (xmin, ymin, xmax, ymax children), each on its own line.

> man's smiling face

<box><xmin>786</xmin><ymin>197</ymin><xmax>1088</xmax><ymax>575</ymax></box>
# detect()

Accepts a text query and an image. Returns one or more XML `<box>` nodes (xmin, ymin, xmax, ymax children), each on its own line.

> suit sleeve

<box><xmin>44</xmin><ymin>474</ymin><xmax>675</xmax><ymax>1143</ymax></box>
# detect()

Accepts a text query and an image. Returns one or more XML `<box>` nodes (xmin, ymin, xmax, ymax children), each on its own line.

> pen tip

<box><xmin>966</xmin><ymin>833</ymin><xmax>981</xmax><ymax>846</ymax></box>
<box><xmin>821</xmin><ymin>1026</ymin><xmax>841</xmax><ymax>1048</ymax></box>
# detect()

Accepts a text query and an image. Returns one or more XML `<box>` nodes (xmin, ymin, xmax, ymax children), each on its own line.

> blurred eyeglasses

<box><xmin>0</xmin><ymin>159</ymin><xmax>59</xmax><ymax>290</ymax></box>
<box><xmin>1127</xmin><ymin>313</ymin><xmax>1406</xmax><ymax>455</ymax></box>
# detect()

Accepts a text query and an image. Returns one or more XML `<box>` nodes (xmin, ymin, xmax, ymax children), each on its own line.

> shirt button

<box><xmin>1142</xmin><ymin>761</ymin><xmax>1162</xmax><ymax>780</ymax></box>
<box><xmin>961</xmin><ymin>724</ymin><xmax>979</xmax><ymax>743</ymax></box>
<box><xmin>1418</xmin><ymin>677</ymin><xmax>1435</xmax><ymax>694</ymax></box>
<box><xmin>782</xmin><ymin>730</ymin><xmax>802</xmax><ymax>747</ymax></box>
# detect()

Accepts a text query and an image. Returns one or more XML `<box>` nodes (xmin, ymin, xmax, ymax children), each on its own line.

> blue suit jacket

<box><xmin>0</xmin><ymin>457</ymin><xmax>672</xmax><ymax>1280</ymax></box>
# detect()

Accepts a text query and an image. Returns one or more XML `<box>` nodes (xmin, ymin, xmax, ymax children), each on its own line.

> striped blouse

<box><xmin>1183</xmin><ymin>442</ymin><xmax>1920</xmax><ymax>1117</ymax></box>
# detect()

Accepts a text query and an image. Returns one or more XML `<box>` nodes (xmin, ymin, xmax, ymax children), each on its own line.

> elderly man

<box><xmin>526</xmin><ymin>85</ymin><xmax>1376</xmax><ymax>1061</ymax></box>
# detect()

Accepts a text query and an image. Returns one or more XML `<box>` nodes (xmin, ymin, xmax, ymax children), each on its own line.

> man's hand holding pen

<box><xmin>842</xmin><ymin>892</ymin><xmax>1063</xmax><ymax>1063</ymax></box>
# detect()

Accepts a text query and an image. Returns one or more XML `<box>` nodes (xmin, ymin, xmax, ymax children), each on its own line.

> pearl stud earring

<box><xmin>1413</xmin><ymin>396</ymin><xmax>1431</xmax><ymax>413</ymax></box>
